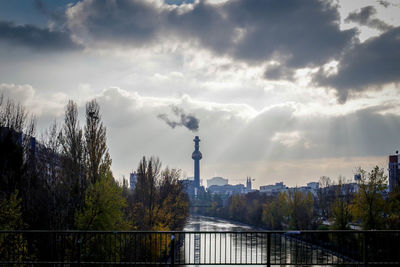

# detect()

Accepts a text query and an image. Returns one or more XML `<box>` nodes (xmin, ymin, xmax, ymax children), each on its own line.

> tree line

<box><xmin>196</xmin><ymin>167</ymin><xmax>400</xmax><ymax>230</ymax></box>
<box><xmin>0</xmin><ymin>95</ymin><xmax>189</xmax><ymax>232</ymax></box>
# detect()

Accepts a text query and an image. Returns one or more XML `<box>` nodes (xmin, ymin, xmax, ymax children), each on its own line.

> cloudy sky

<box><xmin>1</xmin><ymin>0</ymin><xmax>400</xmax><ymax>187</ymax></box>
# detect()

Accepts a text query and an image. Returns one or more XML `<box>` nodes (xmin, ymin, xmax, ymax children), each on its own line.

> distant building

<box><xmin>307</xmin><ymin>182</ymin><xmax>319</xmax><ymax>190</ymax></box>
<box><xmin>246</xmin><ymin>177</ymin><xmax>252</xmax><ymax>191</ymax></box>
<box><xmin>341</xmin><ymin>183</ymin><xmax>359</xmax><ymax>194</ymax></box>
<box><xmin>260</xmin><ymin>182</ymin><xmax>286</xmax><ymax>195</ymax></box>
<box><xmin>208</xmin><ymin>184</ymin><xmax>246</xmax><ymax>195</ymax></box>
<box><xmin>129</xmin><ymin>172</ymin><xmax>138</xmax><ymax>190</ymax></box>
<box><xmin>287</xmin><ymin>182</ymin><xmax>320</xmax><ymax>197</ymax></box>
<box><xmin>389</xmin><ymin>154</ymin><xmax>400</xmax><ymax>191</ymax></box>
<box><xmin>296</xmin><ymin>186</ymin><xmax>316</xmax><ymax>196</ymax></box>
<box><xmin>207</xmin><ymin>177</ymin><xmax>228</xmax><ymax>188</ymax></box>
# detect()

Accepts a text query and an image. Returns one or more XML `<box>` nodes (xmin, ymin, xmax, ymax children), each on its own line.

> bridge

<box><xmin>1</xmin><ymin>230</ymin><xmax>399</xmax><ymax>266</ymax></box>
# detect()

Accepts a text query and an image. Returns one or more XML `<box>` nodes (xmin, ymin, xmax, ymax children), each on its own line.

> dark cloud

<box><xmin>65</xmin><ymin>0</ymin><xmax>400</xmax><ymax>103</ymax></box>
<box><xmin>346</xmin><ymin>6</ymin><xmax>376</xmax><ymax>24</ymax></box>
<box><xmin>165</xmin><ymin>0</ymin><xmax>195</xmax><ymax>5</ymax></box>
<box><xmin>158</xmin><ymin>106</ymin><xmax>199</xmax><ymax>132</ymax></box>
<box><xmin>378</xmin><ymin>0</ymin><xmax>390</xmax><ymax>8</ymax></box>
<box><xmin>67</xmin><ymin>0</ymin><xmax>162</xmax><ymax>46</ymax></box>
<box><xmin>33</xmin><ymin>0</ymin><xmax>68</xmax><ymax>26</ymax></box>
<box><xmin>223</xmin><ymin>0</ymin><xmax>355</xmax><ymax>68</ymax></box>
<box><xmin>345</xmin><ymin>6</ymin><xmax>392</xmax><ymax>31</ymax></box>
<box><xmin>68</xmin><ymin>0</ymin><xmax>356</xmax><ymax>69</ymax></box>
<box><xmin>314</xmin><ymin>26</ymin><xmax>400</xmax><ymax>103</ymax></box>
<box><xmin>264</xmin><ymin>65</ymin><xmax>295</xmax><ymax>81</ymax></box>
<box><xmin>0</xmin><ymin>21</ymin><xmax>81</xmax><ymax>51</ymax></box>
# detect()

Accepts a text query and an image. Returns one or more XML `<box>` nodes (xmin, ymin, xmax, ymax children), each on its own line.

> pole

<box><xmin>171</xmin><ymin>234</ymin><xmax>175</xmax><ymax>267</ymax></box>
<box><xmin>363</xmin><ymin>232</ymin><xmax>368</xmax><ymax>267</ymax></box>
<box><xmin>267</xmin><ymin>232</ymin><xmax>271</xmax><ymax>267</ymax></box>
<box><xmin>77</xmin><ymin>234</ymin><xmax>81</xmax><ymax>267</ymax></box>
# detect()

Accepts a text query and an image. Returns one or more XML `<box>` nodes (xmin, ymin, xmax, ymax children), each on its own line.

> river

<box><xmin>181</xmin><ymin>215</ymin><xmax>341</xmax><ymax>266</ymax></box>
<box><xmin>184</xmin><ymin>214</ymin><xmax>257</xmax><ymax>232</ymax></box>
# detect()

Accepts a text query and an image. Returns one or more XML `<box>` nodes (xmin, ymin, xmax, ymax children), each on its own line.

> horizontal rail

<box><xmin>0</xmin><ymin>230</ymin><xmax>399</xmax><ymax>265</ymax></box>
<box><xmin>1</xmin><ymin>229</ymin><xmax>400</xmax><ymax>233</ymax></box>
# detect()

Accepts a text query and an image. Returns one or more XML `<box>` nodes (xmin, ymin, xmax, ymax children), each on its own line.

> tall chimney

<box><xmin>192</xmin><ymin>136</ymin><xmax>202</xmax><ymax>188</ymax></box>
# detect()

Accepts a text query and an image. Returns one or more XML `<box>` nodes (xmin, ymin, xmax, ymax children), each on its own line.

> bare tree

<box><xmin>317</xmin><ymin>176</ymin><xmax>334</xmax><ymax>219</ymax></box>
<box><xmin>59</xmin><ymin>100</ymin><xmax>84</xmax><ymax>187</ymax></box>
<box><xmin>0</xmin><ymin>93</ymin><xmax>3</xmax><ymax>127</ymax></box>
<box><xmin>0</xmin><ymin>96</ymin><xmax>39</xmax><ymax>228</ymax></box>
<box><xmin>0</xmin><ymin>95</ymin><xmax>36</xmax><ymax>147</ymax></box>
<box><xmin>59</xmin><ymin>100</ymin><xmax>84</xmax><ymax>228</ymax></box>
<box><xmin>37</xmin><ymin>121</ymin><xmax>63</xmax><ymax>228</ymax></box>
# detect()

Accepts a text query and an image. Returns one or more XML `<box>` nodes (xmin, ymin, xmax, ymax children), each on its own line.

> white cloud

<box><xmin>208</xmin><ymin>0</ymin><xmax>231</xmax><ymax>4</ymax></box>
<box><xmin>0</xmin><ymin>83</ymin><xmax>35</xmax><ymax>105</ymax></box>
<box><xmin>0</xmin><ymin>83</ymin><xmax>68</xmax><ymax>129</ymax></box>
<box><xmin>271</xmin><ymin>131</ymin><xmax>304</xmax><ymax>148</ymax></box>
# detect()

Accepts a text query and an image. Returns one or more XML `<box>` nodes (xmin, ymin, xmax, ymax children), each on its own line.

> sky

<box><xmin>1</xmin><ymin>0</ymin><xmax>400</xmax><ymax>188</ymax></box>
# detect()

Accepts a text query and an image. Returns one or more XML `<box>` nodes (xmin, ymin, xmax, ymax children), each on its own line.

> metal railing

<box><xmin>1</xmin><ymin>230</ymin><xmax>399</xmax><ymax>265</ymax></box>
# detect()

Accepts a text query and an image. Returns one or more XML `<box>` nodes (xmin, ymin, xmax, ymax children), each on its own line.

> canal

<box><xmin>181</xmin><ymin>215</ymin><xmax>341</xmax><ymax>266</ymax></box>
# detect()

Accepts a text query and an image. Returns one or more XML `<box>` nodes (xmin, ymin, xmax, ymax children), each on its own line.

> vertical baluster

<box><xmin>267</xmin><ymin>232</ymin><xmax>271</xmax><ymax>267</ymax></box>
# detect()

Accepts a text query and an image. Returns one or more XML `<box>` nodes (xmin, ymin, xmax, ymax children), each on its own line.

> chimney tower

<box><xmin>192</xmin><ymin>136</ymin><xmax>202</xmax><ymax>188</ymax></box>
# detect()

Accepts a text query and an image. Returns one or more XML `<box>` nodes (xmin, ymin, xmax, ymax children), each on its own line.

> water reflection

<box><xmin>182</xmin><ymin>215</ymin><xmax>260</xmax><ymax>266</ymax></box>
<box><xmin>181</xmin><ymin>215</ymin><xmax>338</xmax><ymax>267</ymax></box>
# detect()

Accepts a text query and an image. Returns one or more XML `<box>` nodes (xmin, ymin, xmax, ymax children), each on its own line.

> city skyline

<box><xmin>1</xmin><ymin>0</ymin><xmax>400</xmax><ymax>187</ymax></box>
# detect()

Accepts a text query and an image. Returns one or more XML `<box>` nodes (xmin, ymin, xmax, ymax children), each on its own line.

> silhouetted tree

<box><xmin>84</xmin><ymin>100</ymin><xmax>108</xmax><ymax>185</ymax></box>
<box><xmin>0</xmin><ymin>95</ymin><xmax>35</xmax><ymax>138</ymax></box>
<box><xmin>58</xmin><ymin>100</ymin><xmax>85</xmax><ymax>228</ymax></box>
<box><xmin>37</xmin><ymin>121</ymin><xmax>65</xmax><ymax>229</ymax></box>
<box><xmin>0</xmin><ymin>96</ymin><xmax>39</xmax><ymax>228</ymax></box>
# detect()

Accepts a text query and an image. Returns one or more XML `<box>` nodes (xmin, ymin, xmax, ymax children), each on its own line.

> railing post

<box><xmin>267</xmin><ymin>232</ymin><xmax>271</xmax><ymax>267</ymax></box>
<box><xmin>171</xmin><ymin>234</ymin><xmax>175</xmax><ymax>267</ymax></box>
<box><xmin>77</xmin><ymin>234</ymin><xmax>81</xmax><ymax>267</ymax></box>
<box><xmin>363</xmin><ymin>232</ymin><xmax>368</xmax><ymax>267</ymax></box>
<box><xmin>50</xmin><ymin>232</ymin><xmax>54</xmax><ymax>263</ymax></box>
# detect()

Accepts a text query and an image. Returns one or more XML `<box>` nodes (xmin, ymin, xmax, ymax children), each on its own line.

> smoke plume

<box><xmin>158</xmin><ymin>106</ymin><xmax>199</xmax><ymax>132</ymax></box>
